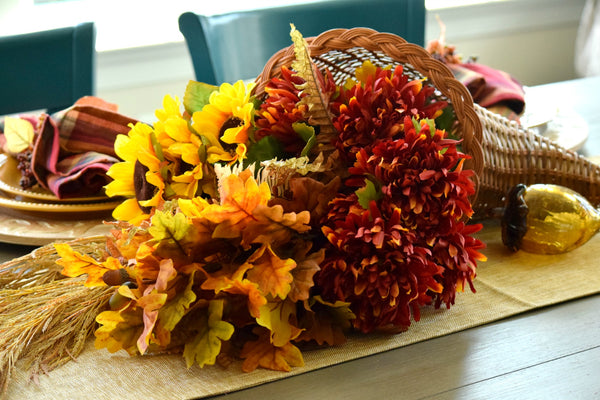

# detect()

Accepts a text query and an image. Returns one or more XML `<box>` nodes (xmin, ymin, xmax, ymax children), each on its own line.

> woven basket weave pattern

<box><xmin>475</xmin><ymin>105</ymin><xmax>600</xmax><ymax>211</ymax></box>
<box><xmin>254</xmin><ymin>27</ymin><xmax>600</xmax><ymax>214</ymax></box>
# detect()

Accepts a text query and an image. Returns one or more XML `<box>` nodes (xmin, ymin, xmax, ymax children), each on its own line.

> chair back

<box><xmin>0</xmin><ymin>22</ymin><xmax>95</xmax><ymax>115</ymax></box>
<box><xmin>179</xmin><ymin>0</ymin><xmax>425</xmax><ymax>84</ymax></box>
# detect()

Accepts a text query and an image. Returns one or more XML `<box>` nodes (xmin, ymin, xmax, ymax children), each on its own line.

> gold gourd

<box><xmin>501</xmin><ymin>184</ymin><xmax>600</xmax><ymax>254</ymax></box>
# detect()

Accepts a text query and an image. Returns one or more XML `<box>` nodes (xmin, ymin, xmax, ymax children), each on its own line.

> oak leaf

<box><xmin>296</xmin><ymin>296</ymin><xmax>355</xmax><ymax>346</ymax></box>
<box><xmin>246</xmin><ymin>244</ymin><xmax>295</xmax><ymax>299</ymax></box>
<box><xmin>55</xmin><ymin>243</ymin><xmax>122</xmax><ymax>287</ymax></box>
<box><xmin>158</xmin><ymin>271</ymin><xmax>197</xmax><ymax>332</ymax></box>
<box><xmin>202</xmin><ymin>173</ymin><xmax>271</xmax><ymax>239</ymax></box>
<box><xmin>94</xmin><ymin>306</ymin><xmax>144</xmax><ymax>355</ymax></box>
<box><xmin>201</xmin><ymin>265</ymin><xmax>266</xmax><ymax>318</ymax></box>
<box><xmin>149</xmin><ymin>210</ymin><xmax>199</xmax><ymax>261</ymax></box>
<box><xmin>288</xmin><ymin>244</ymin><xmax>324</xmax><ymax>302</ymax></box>
<box><xmin>183</xmin><ymin>299</ymin><xmax>235</xmax><ymax>368</ymax></box>
<box><xmin>256</xmin><ymin>298</ymin><xmax>302</xmax><ymax>347</ymax></box>
<box><xmin>270</xmin><ymin>176</ymin><xmax>341</xmax><ymax>224</ymax></box>
<box><xmin>240</xmin><ymin>328</ymin><xmax>304</xmax><ymax>372</ymax></box>
<box><xmin>136</xmin><ymin>290</ymin><xmax>168</xmax><ymax>354</ymax></box>
<box><xmin>243</xmin><ymin>204</ymin><xmax>311</xmax><ymax>247</ymax></box>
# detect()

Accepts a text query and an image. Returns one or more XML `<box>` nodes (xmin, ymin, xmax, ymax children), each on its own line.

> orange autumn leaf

<box><xmin>240</xmin><ymin>328</ymin><xmax>304</xmax><ymax>372</ymax></box>
<box><xmin>201</xmin><ymin>265</ymin><xmax>266</xmax><ymax>318</ymax></box>
<box><xmin>270</xmin><ymin>176</ymin><xmax>341</xmax><ymax>223</ymax></box>
<box><xmin>296</xmin><ymin>296</ymin><xmax>355</xmax><ymax>346</ymax></box>
<box><xmin>242</xmin><ymin>204</ymin><xmax>311</xmax><ymax>247</ymax></box>
<box><xmin>94</xmin><ymin>306</ymin><xmax>144</xmax><ymax>355</ymax></box>
<box><xmin>246</xmin><ymin>244</ymin><xmax>295</xmax><ymax>299</ymax></box>
<box><xmin>136</xmin><ymin>290</ymin><xmax>168</xmax><ymax>354</ymax></box>
<box><xmin>200</xmin><ymin>260</ymin><xmax>252</xmax><ymax>293</ymax></box>
<box><xmin>201</xmin><ymin>172</ymin><xmax>271</xmax><ymax>239</ymax></box>
<box><xmin>256</xmin><ymin>298</ymin><xmax>302</xmax><ymax>347</ymax></box>
<box><xmin>132</xmin><ymin>242</ymin><xmax>162</xmax><ymax>283</ymax></box>
<box><xmin>288</xmin><ymin>245</ymin><xmax>324</xmax><ymax>302</ymax></box>
<box><xmin>55</xmin><ymin>243</ymin><xmax>123</xmax><ymax>287</ymax></box>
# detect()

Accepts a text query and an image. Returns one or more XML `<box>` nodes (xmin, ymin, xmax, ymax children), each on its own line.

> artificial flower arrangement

<box><xmin>50</xmin><ymin>27</ymin><xmax>486</xmax><ymax>373</ymax></box>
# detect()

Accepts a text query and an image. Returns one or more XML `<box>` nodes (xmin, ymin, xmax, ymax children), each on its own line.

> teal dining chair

<box><xmin>0</xmin><ymin>22</ymin><xmax>95</xmax><ymax>115</ymax></box>
<box><xmin>178</xmin><ymin>0</ymin><xmax>426</xmax><ymax>85</ymax></box>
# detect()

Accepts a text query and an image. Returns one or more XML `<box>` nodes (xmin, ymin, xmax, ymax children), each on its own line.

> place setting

<box><xmin>0</xmin><ymin>97</ymin><xmax>136</xmax><ymax>245</ymax></box>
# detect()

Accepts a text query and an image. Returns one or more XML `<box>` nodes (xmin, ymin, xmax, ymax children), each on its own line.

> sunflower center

<box><xmin>219</xmin><ymin>116</ymin><xmax>242</xmax><ymax>151</ymax></box>
<box><xmin>133</xmin><ymin>160</ymin><xmax>158</xmax><ymax>213</ymax></box>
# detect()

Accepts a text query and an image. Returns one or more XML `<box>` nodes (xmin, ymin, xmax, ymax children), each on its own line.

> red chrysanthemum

<box><xmin>317</xmin><ymin>116</ymin><xmax>486</xmax><ymax>333</ymax></box>
<box><xmin>254</xmin><ymin>66</ymin><xmax>309</xmax><ymax>155</ymax></box>
<box><xmin>349</xmin><ymin>116</ymin><xmax>477</xmax><ymax>224</ymax></box>
<box><xmin>318</xmin><ymin>195</ymin><xmax>444</xmax><ymax>333</ymax></box>
<box><xmin>330</xmin><ymin>64</ymin><xmax>447</xmax><ymax>161</ymax></box>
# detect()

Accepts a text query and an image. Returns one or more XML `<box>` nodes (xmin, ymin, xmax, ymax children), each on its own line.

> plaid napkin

<box><xmin>30</xmin><ymin>97</ymin><xmax>137</xmax><ymax>199</ymax></box>
<box><xmin>426</xmin><ymin>20</ymin><xmax>525</xmax><ymax>121</ymax></box>
<box><xmin>448</xmin><ymin>62</ymin><xmax>525</xmax><ymax>118</ymax></box>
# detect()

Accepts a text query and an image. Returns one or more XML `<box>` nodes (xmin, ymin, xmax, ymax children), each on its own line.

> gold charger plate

<box><xmin>0</xmin><ymin>193</ymin><xmax>120</xmax><ymax>214</ymax></box>
<box><xmin>0</xmin><ymin>154</ymin><xmax>109</xmax><ymax>202</ymax></box>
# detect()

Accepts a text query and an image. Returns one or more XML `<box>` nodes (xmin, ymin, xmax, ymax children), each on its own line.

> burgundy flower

<box><xmin>330</xmin><ymin>65</ymin><xmax>447</xmax><ymax>161</ymax></box>
<box><xmin>318</xmin><ymin>115</ymin><xmax>486</xmax><ymax>332</ymax></box>
<box><xmin>254</xmin><ymin>66</ymin><xmax>309</xmax><ymax>154</ymax></box>
<box><xmin>318</xmin><ymin>195</ymin><xmax>445</xmax><ymax>333</ymax></box>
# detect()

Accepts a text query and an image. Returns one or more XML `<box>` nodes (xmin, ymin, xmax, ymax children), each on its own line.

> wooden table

<box><xmin>2</xmin><ymin>77</ymin><xmax>600</xmax><ymax>399</ymax></box>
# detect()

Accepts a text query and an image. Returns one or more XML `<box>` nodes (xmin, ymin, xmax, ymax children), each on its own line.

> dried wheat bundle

<box><xmin>0</xmin><ymin>237</ymin><xmax>111</xmax><ymax>397</ymax></box>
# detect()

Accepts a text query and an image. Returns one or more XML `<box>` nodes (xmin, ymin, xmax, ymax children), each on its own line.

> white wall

<box><xmin>95</xmin><ymin>0</ymin><xmax>586</xmax><ymax>120</ymax></box>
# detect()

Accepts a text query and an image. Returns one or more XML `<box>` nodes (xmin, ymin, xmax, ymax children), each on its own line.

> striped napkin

<box><xmin>31</xmin><ymin>97</ymin><xmax>137</xmax><ymax>199</ymax></box>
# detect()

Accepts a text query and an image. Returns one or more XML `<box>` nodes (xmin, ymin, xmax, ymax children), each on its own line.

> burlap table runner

<box><xmin>6</xmin><ymin>220</ymin><xmax>600</xmax><ymax>399</ymax></box>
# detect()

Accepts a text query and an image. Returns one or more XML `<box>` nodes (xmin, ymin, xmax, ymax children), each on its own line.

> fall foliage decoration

<box><xmin>0</xmin><ymin>26</ymin><xmax>486</xmax><ymax>393</ymax></box>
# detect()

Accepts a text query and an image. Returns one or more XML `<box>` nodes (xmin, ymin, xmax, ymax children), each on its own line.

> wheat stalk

<box><xmin>0</xmin><ymin>237</ymin><xmax>111</xmax><ymax>398</ymax></box>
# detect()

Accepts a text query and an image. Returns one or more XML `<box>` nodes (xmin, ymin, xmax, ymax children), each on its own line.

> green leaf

<box><xmin>292</xmin><ymin>122</ymin><xmax>317</xmax><ymax>157</ymax></box>
<box><xmin>434</xmin><ymin>104</ymin><xmax>456</xmax><ymax>134</ymax></box>
<box><xmin>149</xmin><ymin>211</ymin><xmax>191</xmax><ymax>242</ymax></box>
<box><xmin>182</xmin><ymin>299</ymin><xmax>235</xmax><ymax>368</ymax></box>
<box><xmin>183</xmin><ymin>80</ymin><xmax>218</xmax><ymax>115</ymax></box>
<box><xmin>355</xmin><ymin>179</ymin><xmax>382</xmax><ymax>209</ymax></box>
<box><xmin>244</xmin><ymin>136</ymin><xmax>285</xmax><ymax>167</ymax></box>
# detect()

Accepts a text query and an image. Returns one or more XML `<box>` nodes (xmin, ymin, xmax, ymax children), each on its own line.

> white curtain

<box><xmin>576</xmin><ymin>0</ymin><xmax>600</xmax><ymax>77</ymax></box>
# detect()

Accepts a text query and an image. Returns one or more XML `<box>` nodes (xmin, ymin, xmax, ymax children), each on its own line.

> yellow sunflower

<box><xmin>105</xmin><ymin>122</ymin><xmax>167</xmax><ymax>225</ymax></box>
<box><xmin>156</xmin><ymin>95</ymin><xmax>218</xmax><ymax>198</ymax></box>
<box><xmin>192</xmin><ymin>80</ymin><xmax>256</xmax><ymax>164</ymax></box>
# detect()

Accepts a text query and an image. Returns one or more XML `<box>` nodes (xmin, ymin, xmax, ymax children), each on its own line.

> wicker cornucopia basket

<box><xmin>254</xmin><ymin>27</ymin><xmax>600</xmax><ymax>215</ymax></box>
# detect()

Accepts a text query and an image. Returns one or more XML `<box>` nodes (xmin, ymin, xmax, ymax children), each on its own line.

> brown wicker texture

<box><xmin>474</xmin><ymin>105</ymin><xmax>600</xmax><ymax>212</ymax></box>
<box><xmin>254</xmin><ymin>27</ymin><xmax>600</xmax><ymax>215</ymax></box>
